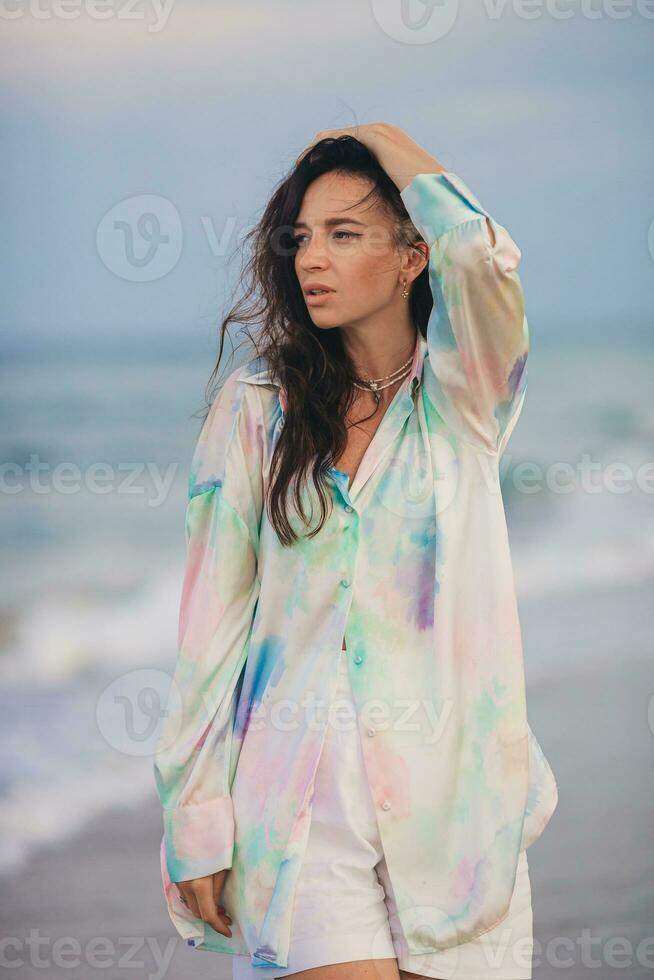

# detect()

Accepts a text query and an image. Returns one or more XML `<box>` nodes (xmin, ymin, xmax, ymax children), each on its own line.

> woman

<box><xmin>153</xmin><ymin>124</ymin><xmax>558</xmax><ymax>979</ymax></box>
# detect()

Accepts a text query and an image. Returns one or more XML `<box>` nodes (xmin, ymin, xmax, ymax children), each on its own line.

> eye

<box><xmin>291</xmin><ymin>230</ymin><xmax>359</xmax><ymax>247</ymax></box>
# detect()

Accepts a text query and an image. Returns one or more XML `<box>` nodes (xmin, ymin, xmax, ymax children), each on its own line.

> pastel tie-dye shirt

<box><xmin>153</xmin><ymin>171</ymin><xmax>558</xmax><ymax>969</ymax></box>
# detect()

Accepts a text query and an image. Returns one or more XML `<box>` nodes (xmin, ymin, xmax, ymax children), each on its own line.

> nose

<box><xmin>296</xmin><ymin>233</ymin><xmax>330</xmax><ymax>271</ymax></box>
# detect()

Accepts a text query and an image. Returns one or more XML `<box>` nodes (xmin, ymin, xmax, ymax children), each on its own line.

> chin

<box><xmin>310</xmin><ymin>318</ymin><xmax>344</xmax><ymax>331</ymax></box>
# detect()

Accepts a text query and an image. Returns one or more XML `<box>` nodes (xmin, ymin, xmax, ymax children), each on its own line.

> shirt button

<box><xmin>354</xmin><ymin>655</ymin><xmax>363</xmax><ymax>665</ymax></box>
<box><xmin>340</xmin><ymin>578</ymin><xmax>351</xmax><ymax>588</ymax></box>
<box><xmin>344</xmin><ymin>504</ymin><xmax>353</xmax><ymax>513</ymax></box>
<box><xmin>366</xmin><ymin>727</ymin><xmax>376</xmax><ymax>737</ymax></box>
<box><xmin>381</xmin><ymin>801</ymin><xmax>392</xmax><ymax>811</ymax></box>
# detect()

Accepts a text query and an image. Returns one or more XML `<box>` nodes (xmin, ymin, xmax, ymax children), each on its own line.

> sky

<box><xmin>2</xmin><ymin>0</ymin><xmax>653</xmax><ymax>355</ymax></box>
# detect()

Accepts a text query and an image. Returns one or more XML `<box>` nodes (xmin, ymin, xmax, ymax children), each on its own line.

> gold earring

<box><xmin>401</xmin><ymin>280</ymin><xmax>409</xmax><ymax>299</ymax></box>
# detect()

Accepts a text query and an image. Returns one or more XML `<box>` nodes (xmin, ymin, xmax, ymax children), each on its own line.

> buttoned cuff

<box><xmin>163</xmin><ymin>796</ymin><xmax>234</xmax><ymax>883</ymax></box>
<box><xmin>399</xmin><ymin>171</ymin><xmax>490</xmax><ymax>245</ymax></box>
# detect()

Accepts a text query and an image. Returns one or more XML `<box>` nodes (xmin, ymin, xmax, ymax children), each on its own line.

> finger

<box><xmin>182</xmin><ymin>891</ymin><xmax>224</xmax><ymax>913</ymax></box>
<box><xmin>211</xmin><ymin>874</ymin><xmax>230</xmax><ymax>918</ymax></box>
<box><xmin>179</xmin><ymin>885</ymin><xmax>201</xmax><ymax>919</ymax></box>
<box><xmin>197</xmin><ymin>878</ymin><xmax>231</xmax><ymax>920</ymax></box>
<box><xmin>196</xmin><ymin>889</ymin><xmax>233</xmax><ymax>937</ymax></box>
<box><xmin>212</xmin><ymin>872</ymin><xmax>223</xmax><ymax>905</ymax></box>
<box><xmin>178</xmin><ymin>883</ymin><xmax>229</xmax><ymax>922</ymax></box>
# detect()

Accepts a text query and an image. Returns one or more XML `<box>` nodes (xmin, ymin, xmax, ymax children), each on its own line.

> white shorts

<box><xmin>232</xmin><ymin>646</ymin><xmax>533</xmax><ymax>979</ymax></box>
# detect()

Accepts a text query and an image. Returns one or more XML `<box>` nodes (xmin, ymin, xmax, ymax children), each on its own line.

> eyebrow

<box><xmin>292</xmin><ymin>216</ymin><xmax>368</xmax><ymax>230</ymax></box>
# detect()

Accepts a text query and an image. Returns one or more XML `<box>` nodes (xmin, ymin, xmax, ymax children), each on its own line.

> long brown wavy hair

<box><xmin>203</xmin><ymin>135</ymin><xmax>433</xmax><ymax>547</ymax></box>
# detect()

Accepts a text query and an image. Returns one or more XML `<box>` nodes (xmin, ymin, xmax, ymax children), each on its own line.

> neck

<box><xmin>345</xmin><ymin>326</ymin><xmax>418</xmax><ymax>385</ymax></box>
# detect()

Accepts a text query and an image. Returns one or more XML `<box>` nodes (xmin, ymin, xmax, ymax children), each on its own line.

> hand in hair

<box><xmin>295</xmin><ymin>122</ymin><xmax>446</xmax><ymax>193</ymax></box>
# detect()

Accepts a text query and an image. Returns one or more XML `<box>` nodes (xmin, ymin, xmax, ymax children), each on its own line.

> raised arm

<box><xmin>153</xmin><ymin>369</ymin><xmax>264</xmax><ymax>887</ymax></box>
<box><xmin>399</xmin><ymin>169</ymin><xmax>529</xmax><ymax>456</ymax></box>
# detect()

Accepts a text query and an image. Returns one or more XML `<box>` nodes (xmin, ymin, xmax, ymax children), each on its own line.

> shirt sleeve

<box><xmin>153</xmin><ymin>368</ymin><xmax>263</xmax><ymax>884</ymax></box>
<box><xmin>399</xmin><ymin>171</ymin><xmax>529</xmax><ymax>456</ymax></box>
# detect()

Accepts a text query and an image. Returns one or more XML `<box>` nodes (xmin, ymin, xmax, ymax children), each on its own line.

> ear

<box><xmin>404</xmin><ymin>238</ymin><xmax>429</xmax><ymax>281</ymax></box>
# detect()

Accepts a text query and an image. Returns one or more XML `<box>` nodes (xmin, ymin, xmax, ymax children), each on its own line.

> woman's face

<box><xmin>292</xmin><ymin>171</ymin><xmax>408</xmax><ymax>331</ymax></box>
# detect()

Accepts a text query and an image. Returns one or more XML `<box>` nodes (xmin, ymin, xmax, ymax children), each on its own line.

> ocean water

<box><xmin>0</xmin><ymin>337</ymin><xmax>652</xmax><ymax>875</ymax></box>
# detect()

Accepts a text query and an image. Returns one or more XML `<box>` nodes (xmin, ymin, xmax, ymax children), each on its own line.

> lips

<box><xmin>305</xmin><ymin>289</ymin><xmax>334</xmax><ymax>306</ymax></box>
<box><xmin>303</xmin><ymin>284</ymin><xmax>334</xmax><ymax>295</ymax></box>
